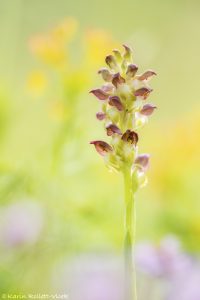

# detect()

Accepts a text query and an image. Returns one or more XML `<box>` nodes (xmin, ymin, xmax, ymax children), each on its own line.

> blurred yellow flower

<box><xmin>27</xmin><ymin>70</ymin><xmax>47</xmax><ymax>95</ymax></box>
<box><xmin>29</xmin><ymin>17</ymin><xmax>78</xmax><ymax>67</ymax></box>
<box><xmin>29</xmin><ymin>35</ymin><xmax>66</xmax><ymax>67</ymax></box>
<box><xmin>28</xmin><ymin>19</ymin><xmax>120</xmax><ymax>129</ymax></box>
<box><xmin>83</xmin><ymin>29</ymin><xmax>119</xmax><ymax>67</ymax></box>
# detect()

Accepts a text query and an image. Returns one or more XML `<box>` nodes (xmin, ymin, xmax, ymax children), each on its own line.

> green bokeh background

<box><xmin>0</xmin><ymin>0</ymin><xmax>200</xmax><ymax>294</ymax></box>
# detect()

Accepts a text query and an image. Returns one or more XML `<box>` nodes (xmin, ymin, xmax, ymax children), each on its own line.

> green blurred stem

<box><xmin>123</xmin><ymin>167</ymin><xmax>137</xmax><ymax>300</ymax></box>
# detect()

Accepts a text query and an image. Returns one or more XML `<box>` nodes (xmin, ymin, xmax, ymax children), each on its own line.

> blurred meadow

<box><xmin>0</xmin><ymin>0</ymin><xmax>200</xmax><ymax>298</ymax></box>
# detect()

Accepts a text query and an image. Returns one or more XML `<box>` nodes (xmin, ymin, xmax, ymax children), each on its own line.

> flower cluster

<box><xmin>90</xmin><ymin>45</ymin><xmax>157</xmax><ymax>188</ymax></box>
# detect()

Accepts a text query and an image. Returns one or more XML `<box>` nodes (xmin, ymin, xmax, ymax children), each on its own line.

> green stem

<box><xmin>123</xmin><ymin>167</ymin><xmax>137</xmax><ymax>300</ymax></box>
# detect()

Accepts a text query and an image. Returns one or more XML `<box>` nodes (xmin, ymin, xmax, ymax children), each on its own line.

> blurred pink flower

<box><xmin>135</xmin><ymin>236</ymin><xmax>200</xmax><ymax>300</ymax></box>
<box><xmin>0</xmin><ymin>200</ymin><xmax>44</xmax><ymax>247</ymax></box>
<box><xmin>135</xmin><ymin>236</ymin><xmax>191</xmax><ymax>278</ymax></box>
<box><xmin>52</xmin><ymin>254</ymin><xmax>124</xmax><ymax>300</ymax></box>
<box><xmin>168</xmin><ymin>265</ymin><xmax>200</xmax><ymax>300</ymax></box>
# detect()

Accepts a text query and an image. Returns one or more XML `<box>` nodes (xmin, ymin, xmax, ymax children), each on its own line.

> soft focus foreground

<box><xmin>0</xmin><ymin>0</ymin><xmax>200</xmax><ymax>299</ymax></box>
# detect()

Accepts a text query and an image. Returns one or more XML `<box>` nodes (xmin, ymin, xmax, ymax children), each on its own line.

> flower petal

<box><xmin>106</xmin><ymin>124</ymin><xmax>122</xmax><ymax>136</ymax></box>
<box><xmin>121</xmin><ymin>129</ymin><xmax>139</xmax><ymax>145</ymax></box>
<box><xmin>126</xmin><ymin>64</ymin><xmax>138</xmax><ymax>77</ymax></box>
<box><xmin>140</xmin><ymin>104</ymin><xmax>157</xmax><ymax>116</ymax></box>
<box><xmin>112</xmin><ymin>73</ymin><xmax>125</xmax><ymax>88</ymax></box>
<box><xmin>98</xmin><ymin>68</ymin><xmax>113</xmax><ymax>82</ymax></box>
<box><xmin>137</xmin><ymin>70</ymin><xmax>157</xmax><ymax>81</ymax></box>
<box><xmin>96</xmin><ymin>112</ymin><xmax>106</xmax><ymax>120</ymax></box>
<box><xmin>134</xmin><ymin>87</ymin><xmax>153</xmax><ymax>99</ymax></box>
<box><xmin>90</xmin><ymin>89</ymin><xmax>109</xmax><ymax>100</ymax></box>
<box><xmin>90</xmin><ymin>140</ymin><xmax>113</xmax><ymax>156</ymax></box>
<box><xmin>135</xmin><ymin>154</ymin><xmax>150</xmax><ymax>171</ymax></box>
<box><xmin>108</xmin><ymin>96</ymin><xmax>124</xmax><ymax>111</ymax></box>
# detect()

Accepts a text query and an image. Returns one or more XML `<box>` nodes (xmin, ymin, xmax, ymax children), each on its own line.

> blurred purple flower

<box><xmin>135</xmin><ymin>236</ymin><xmax>200</xmax><ymax>300</ymax></box>
<box><xmin>0</xmin><ymin>200</ymin><xmax>44</xmax><ymax>247</ymax></box>
<box><xmin>135</xmin><ymin>236</ymin><xmax>191</xmax><ymax>278</ymax></box>
<box><xmin>168</xmin><ymin>265</ymin><xmax>200</xmax><ymax>300</ymax></box>
<box><xmin>52</xmin><ymin>254</ymin><xmax>124</xmax><ymax>300</ymax></box>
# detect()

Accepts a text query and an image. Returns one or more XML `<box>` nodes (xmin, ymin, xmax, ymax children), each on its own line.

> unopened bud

<box><xmin>98</xmin><ymin>68</ymin><xmax>113</xmax><ymax>82</ymax></box>
<box><xmin>126</xmin><ymin>64</ymin><xmax>138</xmax><ymax>78</ymax></box>
<box><xmin>96</xmin><ymin>112</ymin><xmax>106</xmax><ymax>120</ymax></box>
<box><xmin>113</xmin><ymin>49</ymin><xmax>123</xmax><ymax>62</ymax></box>
<box><xmin>101</xmin><ymin>83</ymin><xmax>114</xmax><ymax>93</ymax></box>
<box><xmin>105</xmin><ymin>55</ymin><xmax>117</xmax><ymax>70</ymax></box>
<box><xmin>135</xmin><ymin>154</ymin><xmax>150</xmax><ymax>171</ymax></box>
<box><xmin>123</xmin><ymin>44</ymin><xmax>133</xmax><ymax>61</ymax></box>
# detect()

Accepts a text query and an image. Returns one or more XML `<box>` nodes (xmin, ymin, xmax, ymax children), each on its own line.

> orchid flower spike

<box><xmin>90</xmin><ymin>44</ymin><xmax>157</xmax><ymax>190</ymax></box>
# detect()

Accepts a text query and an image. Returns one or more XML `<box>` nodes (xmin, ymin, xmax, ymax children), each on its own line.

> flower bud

<box><xmin>90</xmin><ymin>141</ymin><xmax>112</xmax><ymax>156</ymax></box>
<box><xmin>112</xmin><ymin>73</ymin><xmax>125</xmax><ymax>88</ymax></box>
<box><xmin>98</xmin><ymin>68</ymin><xmax>113</xmax><ymax>82</ymax></box>
<box><xmin>101</xmin><ymin>83</ymin><xmax>114</xmax><ymax>93</ymax></box>
<box><xmin>135</xmin><ymin>154</ymin><xmax>150</xmax><ymax>171</ymax></box>
<box><xmin>108</xmin><ymin>96</ymin><xmax>124</xmax><ymax>111</ymax></box>
<box><xmin>123</xmin><ymin>44</ymin><xmax>133</xmax><ymax>61</ymax></box>
<box><xmin>140</xmin><ymin>104</ymin><xmax>157</xmax><ymax>116</ymax></box>
<box><xmin>134</xmin><ymin>87</ymin><xmax>153</xmax><ymax>100</ymax></box>
<box><xmin>113</xmin><ymin>49</ymin><xmax>123</xmax><ymax>62</ymax></box>
<box><xmin>96</xmin><ymin>112</ymin><xmax>106</xmax><ymax>120</ymax></box>
<box><xmin>105</xmin><ymin>55</ymin><xmax>117</xmax><ymax>70</ymax></box>
<box><xmin>106</xmin><ymin>124</ymin><xmax>122</xmax><ymax>136</ymax></box>
<box><xmin>122</xmin><ymin>130</ymin><xmax>138</xmax><ymax>145</ymax></box>
<box><xmin>137</xmin><ymin>70</ymin><xmax>157</xmax><ymax>81</ymax></box>
<box><xmin>126</xmin><ymin>64</ymin><xmax>138</xmax><ymax>78</ymax></box>
<box><xmin>90</xmin><ymin>88</ymin><xmax>109</xmax><ymax>100</ymax></box>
